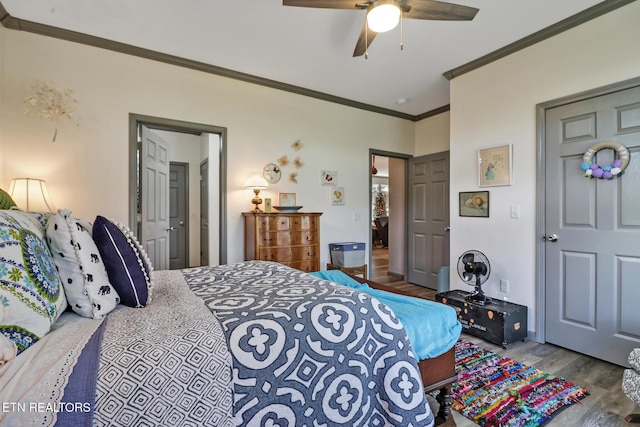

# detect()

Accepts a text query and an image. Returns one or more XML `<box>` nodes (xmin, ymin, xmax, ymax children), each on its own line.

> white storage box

<box><xmin>330</xmin><ymin>242</ymin><xmax>365</xmax><ymax>267</ymax></box>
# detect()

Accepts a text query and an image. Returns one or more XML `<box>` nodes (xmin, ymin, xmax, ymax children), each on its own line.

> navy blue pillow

<box><xmin>92</xmin><ymin>216</ymin><xmax>152</xmax><ymax>307</ymax></box>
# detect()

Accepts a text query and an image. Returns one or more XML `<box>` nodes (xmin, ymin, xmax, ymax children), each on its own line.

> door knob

<box><xmin>546</xmin><ymin>234</ymin><xmax>559</xmax><ymax>242</ymax></box>
<box><xmin>179</xmin><ymin>220</ymin><xmax>185</xmax><ymax>226</ymax></box>
<box><xmin>444</xmin><ymin>226</ymin><xmax>450</xmax><ymax>232</ymax></box>
<box><xmin>166</xmin><ymin>227</ymin><xmax>177</xmax><ymax>232</ymax></box>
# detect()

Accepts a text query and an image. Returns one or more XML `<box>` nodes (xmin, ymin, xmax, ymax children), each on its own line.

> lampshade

<box><xmin>367</xmin><ymin>1</ymin><xmax>401</xmax><ymax>33</ymax></box>
<box><xmin>8</xmin><ymin>178</ymin><xmax>56</xmax><ymax>212</ymax></box>
<box><xmin>244</xmin><ymin>175</ymin><xmax>268</xmax><ymax>189</ymax></box>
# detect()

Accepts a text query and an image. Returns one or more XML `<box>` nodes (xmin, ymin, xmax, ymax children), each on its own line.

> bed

<box><xmin>310</xmin><ymin>269</ymin><xmax>461</xmax><ymax>425</ymax></box>
<box><xmin>0</xmin><ymin>208</ymin><xmax>460</xmax><ymax>426</ymax></box>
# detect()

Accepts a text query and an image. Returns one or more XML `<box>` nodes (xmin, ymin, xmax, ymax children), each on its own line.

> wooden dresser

<box><xmin>243</xmin><ymin>212</ymin><xmax>322</xmax><ymax>272</ymax></box>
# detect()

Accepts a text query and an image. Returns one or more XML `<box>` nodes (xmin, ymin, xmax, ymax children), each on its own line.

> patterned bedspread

<box><xmin>183</xmin><ymin>261</ymin><xmax>434</xmax><ymax>427</ymax></box>
<box><xmin>93</xmin><ymin>270</ymin><xmax>234</xmax><ymax>427</ymax></box>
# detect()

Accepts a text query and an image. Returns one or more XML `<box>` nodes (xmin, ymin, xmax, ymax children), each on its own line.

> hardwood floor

<box><xmin>371</xmin><ymin>247</ymin><xmax>638</xmax><ymax>427</ymax></box>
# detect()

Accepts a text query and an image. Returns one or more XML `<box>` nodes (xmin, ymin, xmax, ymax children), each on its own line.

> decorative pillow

<box><xmin>0</xmin><ymin>189</ymin><xmax>16</xmax><ymax>210</ymax></box>
<box><xmin>46</xmin><ymin>209</ymin><xmax>120</xmax><ymax>319</ymax></box>
<box><xmin>0</xmin><ymin>210</ymin><xmax>67</xmax><ymax>362</ymax></box>
<box><xmin>92</xmin><ymin>216</ymin><xmax>153</xmax><ymax>307</ymax></box>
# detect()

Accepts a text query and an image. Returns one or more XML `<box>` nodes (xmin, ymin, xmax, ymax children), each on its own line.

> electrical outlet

<box><xmin>500</xmin><ymin>279</ymin><xmax>510</xmax><ymax>293</ymax></box>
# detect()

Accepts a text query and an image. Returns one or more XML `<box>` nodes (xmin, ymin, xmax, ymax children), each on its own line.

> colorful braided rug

<box><xmin>451</xmin><ymin>340</ymin><xmax>589</xmax><ymax>427</ymax></box>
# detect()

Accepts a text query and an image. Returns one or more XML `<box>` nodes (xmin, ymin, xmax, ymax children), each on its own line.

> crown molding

<box><xmin>0</xmin><ymin>2</ymin><xmax>420</xmax><ymax>121</ymax></box>
<box><xmin>443</xmin><ymin>0</ymin><xmax>636</xmax><ymax>81</ymax></box>
<box><xmin>3</xmin><ymin>1</ymin><xmax>628</xmax><ymax>121</ymax></box>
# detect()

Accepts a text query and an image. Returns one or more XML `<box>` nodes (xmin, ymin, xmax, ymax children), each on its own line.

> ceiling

<box><xmin>0</xmin><ymin>0</ymin><xmax>622</xmax><ymax>119</ymax></box>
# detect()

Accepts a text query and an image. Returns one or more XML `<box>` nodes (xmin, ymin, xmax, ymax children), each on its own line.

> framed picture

<box><xmin>321</xmin><ymin>170</ymin><xmax>337</xmax><ymax>186</ymax></box>
<box><xmin>478</xmin><ymin>144</ymin><xmax>512</xmax><ymax>187</ymax></box>
<box><xmin>278</xmin><ymin>193</ymin><xmax>296</xmax><ymax>207</ymax></box>
<box><xmin>459</xmin><ymin>191</ymin><xmax>489</xmax><ymax>217</ymax></box>
<box><xmin>331</xmin><ymin>187</ymin><xmax>344</xmax><ymax>205</ymax></box>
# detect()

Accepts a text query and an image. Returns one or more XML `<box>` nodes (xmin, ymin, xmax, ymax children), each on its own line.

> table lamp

<box><xmin>8</xmin><ymin>178</ymin><xmax>56</xmax><ymax>212</ymax></box>
<box><xmin>244</xmin><ymin>175</ymin><xmax>268</xmax><ymax>212</ymax></box>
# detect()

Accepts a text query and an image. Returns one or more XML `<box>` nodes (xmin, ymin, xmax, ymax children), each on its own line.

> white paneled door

<box><xmin>141</xmin><ymin>126</ymin><xmax>170</xmax><ymax>271</ymax></box>
<box><xmin>544</xmin><ymin>84</ymin><xmax>640</xmax><ymax>366</ymax></box>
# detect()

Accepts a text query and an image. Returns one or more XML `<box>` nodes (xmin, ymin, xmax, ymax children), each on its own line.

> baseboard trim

<box><xmin>387</xmin><ymin>271</ymin><xmax>404</xmax><ymax>279</ymax></box>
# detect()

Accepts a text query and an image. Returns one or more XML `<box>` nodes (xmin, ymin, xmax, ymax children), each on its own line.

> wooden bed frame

<box><xmin>350</xmin><ymin>275</ymin><xmax>457</xmax><ymax>425</ymax></box>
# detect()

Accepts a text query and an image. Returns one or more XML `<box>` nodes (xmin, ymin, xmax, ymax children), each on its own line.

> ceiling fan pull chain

<box><xmin>364</xmin><ymin>15</ymin><xmax>369</xmax><ymax>59</ymax></box>
<box><xmin>400</xmin><ymin>9</ymin><xmax>404</xmax><ymax>51</ymax></box>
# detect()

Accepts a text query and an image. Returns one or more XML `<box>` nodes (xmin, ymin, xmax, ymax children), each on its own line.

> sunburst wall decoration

<box><xmin>24</xmin><ymin>79</ymin><xmax>79</xmax><ymax>141</ymax></box>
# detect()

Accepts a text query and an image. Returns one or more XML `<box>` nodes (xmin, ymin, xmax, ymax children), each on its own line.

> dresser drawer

<box><xmin>258</xmin><ymin>230</ymin><xmax>318</xmax><ymax>247</ymax></box>
<box><xmin>289</xmin><ymin>215</ymin><xmax>317</xmax><ymax>231</ymax></box>
<box><xmin>285</xmin><ymin>259</ymin><xmax>319</xmax><ymax>273</ymax></box>
<box><xmin>258</xmin><ymin>247</ymin><xmax>293</xmax><ymax>262</ymax></box>
<box><xmin>258</xmin><ymin>216</ymin><xmax>291</xmax><ymax>231</ymax></box>
<box><xmin>259</xmin><ymin>245</ymin><xmax>318</xmax><ymax>262</ymax></box>
<box><xmin>291</xmin><ymin>246</ymin><xmax>318</xmax><ymax>260</ymax></box>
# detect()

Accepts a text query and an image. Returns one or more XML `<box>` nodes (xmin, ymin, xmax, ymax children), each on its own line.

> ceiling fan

<box><xmin>283</xmin><ymin>0</ymin><xmax>479</xmax><ymax>57</ymax></box>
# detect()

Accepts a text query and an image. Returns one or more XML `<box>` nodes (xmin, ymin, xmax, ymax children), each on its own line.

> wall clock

<box><xmin>263</xmin><ymin>163</ymin><xmax>282</xmax><ymax>184</ymax></box>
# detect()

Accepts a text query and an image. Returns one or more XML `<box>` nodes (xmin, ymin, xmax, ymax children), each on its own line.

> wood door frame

<box><xmin>535</xmin><ymin>76</ymin><xmax>640</xmax><ymax>344</ymax></box>
<box><xmin>129</xmin><ymin>113</ymin><xmax>228</xmax><ymax>265</ymax></box>
<box><xmin>369</xmin><ymin>149</ymin><xmax>412</xmax><ymax>277</ymax></box>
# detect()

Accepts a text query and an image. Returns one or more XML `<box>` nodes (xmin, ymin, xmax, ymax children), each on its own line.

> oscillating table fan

<box><xmin>457</xmin><ymin>250</ymin><xmax>492</xmax><ymax>305</ymax></box>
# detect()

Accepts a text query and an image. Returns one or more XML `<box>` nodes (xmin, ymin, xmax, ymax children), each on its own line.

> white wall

<box><xmin>0</xmin><ymin>26</ymin><xmax>415</xmax><ymax>266</ymax></box>
<box><xmin>415</xmin><ymin>111</ymin><xmax>450</xmax><ymax>156</ymax></box>
<box><xmin>449</xmin><ymin>1</ymin><xmax>640</xmax><ymax>335</ymax></box>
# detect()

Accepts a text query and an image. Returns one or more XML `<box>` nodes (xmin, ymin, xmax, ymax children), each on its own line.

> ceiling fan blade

<box><xmin>353</xmin><ymin>23</ymin><xmax>377</xmax><ymax>57</ymax></box>
<box><xmin>403</xmin><ymin>0</ymin><xmax>479</xmax><ymax>21</ymax></box>
<box><xmin>283</xmin><ymin>0</ymin><xmax>366</xmax><ymax>10</ymax></box>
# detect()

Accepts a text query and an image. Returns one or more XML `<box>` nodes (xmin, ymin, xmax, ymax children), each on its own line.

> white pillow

<box><xmin>46</xmin><ymin>209</ymin><xmax>120</xmax><ymax>318</ymax></box>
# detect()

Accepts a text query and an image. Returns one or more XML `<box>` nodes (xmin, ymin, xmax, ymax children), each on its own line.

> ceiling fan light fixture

<box><xmin>367</xmin><ymin>1</ymin><xmax>401</xmax><ymax>33</ymax></box>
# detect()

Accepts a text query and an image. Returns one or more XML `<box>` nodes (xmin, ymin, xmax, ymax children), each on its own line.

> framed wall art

<box><xmin>331</xmin><ymin>187</ymin><xmax>344</xmax><ymax>205</ymax></box>
<box><xmin>321</xmin><ymin>170</ymin><xmax>337</xmax><ymax>186</ymax></box>
<box><xmin>459</xmin><ymin>191</ymin><xmax>489</xmax><ymax>218</ymax></box>
<box><xmin>478</xmin><ymin>144</ymin><xmax>512</xmax><ymax>187</ymax></box>
<box><xmin>278</xmin><ymin>193</ymin><xmax>296</xmax><ymax>207</ymax></box>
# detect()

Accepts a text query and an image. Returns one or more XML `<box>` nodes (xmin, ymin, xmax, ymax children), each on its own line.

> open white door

<box><xmin>141</xmin><ymin>126</ymin><xmax>170</xmax><ymax>270</ymax></box>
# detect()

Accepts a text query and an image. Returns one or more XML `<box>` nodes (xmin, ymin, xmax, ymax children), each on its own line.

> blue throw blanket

<box><xmin>310</xmin><ymin>270</ymin><xmax>461</xmax><ymax>361</ymax></box>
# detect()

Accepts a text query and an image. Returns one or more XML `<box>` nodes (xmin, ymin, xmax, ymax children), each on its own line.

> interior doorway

<box><xmin>369</xmin><ymin>150</ymin><xmax>410</xmax><ymax>281</ymax></box>
<box><xmin>537</xmin><ymin>78</ymin><xmax>640</xmax><ymax>366</ymax></box>
<box><xmin>169</xmin><ymin>162</ymin><xmax>189</xmax><ymax>270</ymax></box>
<box><xmin>128</xmin><ymin>114</ymin><xmax>227</xmax><ymax>268</ymax></box>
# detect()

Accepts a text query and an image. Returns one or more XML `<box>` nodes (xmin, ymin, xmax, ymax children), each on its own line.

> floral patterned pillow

<box><xmin>0</xmin><ymin>210</ymin><xmax>67</xmax><ymax>363</ymax></box>
<box><xmin>0</xmin><ymin>189</ymin><xmax>16</xmax><ymax>210</ymax></box>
